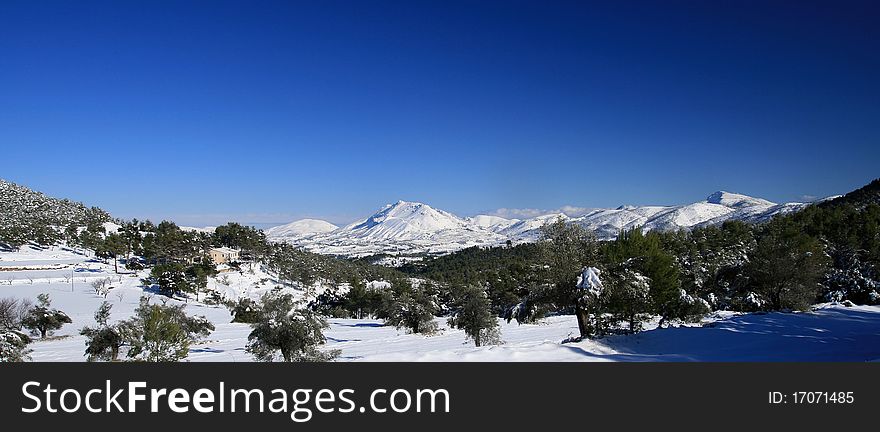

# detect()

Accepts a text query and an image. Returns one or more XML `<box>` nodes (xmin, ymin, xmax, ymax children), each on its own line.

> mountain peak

<box><xmin>265</xmin><ymin>218</ymin><xmax>338</xmax><ymax>239</ymax></box>
<box><xmin>706</xmin><ymin>191</ymin><xmax>774</xmax><ymax>208</ymax></box>
<box><xmin>346</xmin><ymin>200</ymin><xmax>468</xmax><ymax>236</ymax></box>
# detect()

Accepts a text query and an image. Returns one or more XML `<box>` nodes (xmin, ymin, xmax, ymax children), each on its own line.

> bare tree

<box><xmin>0</xmin><ymin>298</ymin><xmax>33</xmax><ymax>330</ymax></box>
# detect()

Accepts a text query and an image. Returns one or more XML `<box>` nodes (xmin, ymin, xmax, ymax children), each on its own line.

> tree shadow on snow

<box><xmin>580</xmin><ymin>308</ymin><xmax>880</xmax><ymax>362</ymax></box>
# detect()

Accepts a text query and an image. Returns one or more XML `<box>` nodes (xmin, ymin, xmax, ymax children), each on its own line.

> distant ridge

<box><xmin>266</xmin><ymin>191</ymin><xmax>814</xmax><ymax>257</ymax></box>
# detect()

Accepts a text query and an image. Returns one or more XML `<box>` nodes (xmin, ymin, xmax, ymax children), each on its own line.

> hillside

<box><xmin>264</xmin><ymin>219</ymin><xmax>338</xmax><ymax>240</ymax></box>
<box><xmin>0</xmin><ymin>179</ymin><xmax>110</xmax><ymax>247</ymax></box>
<box><xmin>820</xmin><ymin>178</ymin><xmax>880</xmax><ymax>210</ymax></box>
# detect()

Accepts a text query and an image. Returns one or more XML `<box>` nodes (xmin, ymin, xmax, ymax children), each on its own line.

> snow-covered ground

<box><xmin>2</xmin><ymin>246</ymin><xmax>879</xmax><ymax>362</ymax></box>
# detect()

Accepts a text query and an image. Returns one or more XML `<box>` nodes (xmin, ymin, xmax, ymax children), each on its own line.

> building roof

<box><xmin>210</xmin><ymin>247</ymin><xmax>240</xmax><ymax>254</ymax></box>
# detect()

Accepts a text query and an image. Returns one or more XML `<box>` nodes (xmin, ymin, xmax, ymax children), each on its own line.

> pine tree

<box><xmin>80</xmin><ymin>301</ymin><xmax>124</xmax><ymax>361</ymax></box>
<box><xmin>246</xmin><ymin>290</ymin><xmax>339</xmax><ymax>362</ymax></box>
<box><xmin>603</xmin><ymin>228</ymin><xmax>702</xmax><ymax>326</ymax></box>
<box><xmin>118</xmin><ymin>297</ymin><xmax>214</xmax><ymax>362</ymax></box>
<box><xmin>21</xmin><ymin>294</ymin><xmax>71</xmax><ymax>339</ymax></box>
<box><xmin>447</xmin><ymin>285</ymin><xmax>501</xmax><ymax>347</ymax></box>
<box><xmin>537</xmin><ymin>218</ymin><xmax>599</xmax><ymax>338</ymax></box>
<box><xmin>99</xmin><ymin>232</ymin><xmax>127</xmax><ymax>273</ymax></box>
<box><xmin>0</xmin><ymin>330</ymin><xmax>31</xmax><ymax>362</ymax></box>
<box><xmin>746</xmin><ymin>219</ymin><xmax>830</xmax><ymax>310</ymax></box>
<box><xmin>344</xmin><ymin>279</ymin><xmax>372</xmax><ymax>319</ymax></box>
<box><xmin>382</xmin><ymin>279</ymin><xmax>438</xmax><ymax>335</ymax></box>
<box><xmin>603</xmin><ymin>262</ymin><xmax>652</xmax><ymax>333</ymax></box>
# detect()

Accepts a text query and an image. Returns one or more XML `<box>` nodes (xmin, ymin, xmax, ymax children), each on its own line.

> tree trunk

<box><xmin>575</xmin><ymin>306</ymin><xmax>591</xmax><ymax>339</ymax></box>
<box><xmin>113</xmin><ymin>257</ymin><xmax>118</xmax><ymax>274</ymax></box>
<box><xmin>475</xmin><ymin>332</ymin><xmax>482</xmax><ymax>347</ymax></box>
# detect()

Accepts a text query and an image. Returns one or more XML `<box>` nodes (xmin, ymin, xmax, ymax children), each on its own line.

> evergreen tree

<box><xmin>212</xmin><ymin>222</ymin><xmax>267</xmax><ymax>260</ymax></box>
<box><xmin>343</xmin><ymin>279</ymin><xmax>372</xmax><ymax>319</ymax></box>
<box><xmin>79</xmin><ymin>221</ymin><xmax>106</xmax><ymax>253</ymax></box>
<box><xmin>447</xmin><ymin>285</ymin><xmax>501</xmax><ymax>347</ymax></box>
<box><xmin>21</xmin><ymin>293</ymin><xmax>71</xmax><ymax>338</ymax></box>
<box><xmin>745</xmin><ymin>219</ymin><xmax>830</xmax><ymax>310</ymax></box>
<box><xmin>149</xmin><ymin>262</ymin><xmax>189</xmax><ymax>297</ymax></box>
<box><xmin>246</xmin><ymin>290</ymin><xmax>339</xmax><ymax>362</ymax></box>
<box><xmin>119</xmin><ymin>219</ymin><xmax>143</xmax><ymax>258</ymax></box>
<box><xmin>118</xmin><ymin>297</ymin><xmax>214</xmax><ymax>362</ymax></box>
<box><xmin>80</xmin><ymin>301</ymin><xmax>124</xmax><ymax>361</ymax></box>
<box><xmin>227</xmin><ymin>297</ymin><xmax>261</xmax><ymax>323</ymax></box>
<box><xmin>0</xmin><ymin>330</ymin><xmax>31</xmax><ymax>362</ymax></box>
<box><xmin>382</xmin><ymin>279</ymin><xmax>438</xmax><ymax>334</ymax></box>
<box><xmin>537</xmin><ymin>219</ymin><xmax>599</xmax><ymax>338</ymax></box>
<box><xmin>97</xmin><ymin>232</ymin><xmax>127</xmax><ymax>273</ymax></box>
<box><xmin>603</xmin><ymin>261</ymin><xmax>652</xmax><ymax>333</ymax></box>
<box><xmin>603</xmin><ymin>228</ymin><xmax>703</xmax><ymax>326</ymax></box>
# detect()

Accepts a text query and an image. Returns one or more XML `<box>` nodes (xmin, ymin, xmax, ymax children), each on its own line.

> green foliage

<box><xmin>21</xmin><ymin>293</ymin><xmax>71</xmax><ymax>339</ymax></box>
<box><xmin>148</xmin><ymin>260</ymin><xmax>215</xmax><ymax>299</ymax></box>
<box><xmin>119</xmin><ymin>219</ymin><xmax>143</xmax><ymax>257</ymax></box>
<box><xmin>342</xmin><ymin>279</ymin><xmax>379</xmax><ymax>319</ymax></box>
<box><xmin>309</xmin><ymin>286</ymin><xmax>350</xmax><ymax>318</ymax></box>
<box><xmin>604</xmin><ymin>228</ymin><xmax>705</xmax><ymax>324</ymax></box>
<box><xmin>78</xmin><ymin>221</ymin><xmax>106</xmax><ymax>251</ymax></box>
<box><xmin>661</xmin><ymin>221</ymin><xmax>755</xmax><ymax>304</ymax></box>
<box><xmin>0</xmin><ymin>179</ymin><xmax>110</xmax><ymax>249</ymax></box>
<box><xmin>80</xmin><ymin>302</ymin><xmax>124</xmax><ymax>361</ymax></box>
<box><xmin>246</xmin><ymin>290</ymin><xmax>339</xmax><ymax>362</ymax></box>
<box><xmin>0</xmin><ymin>330</ymin><xmax>31</xmax><ymax>362</ymax></box>
<box><xmin>745</xmin><ymin>218</ymin><xmax>831</xmax><ymax>310</ymax></box>
<box><xmin>381</xmin><ymin>279</ymin><xmax>438</xmax><ymax>334</ymax></box>
<box><xmin>212</xmin><ymin>223</ymin><xmax>267</xmax><ymax>260</ymax></box>
<box><xmin>119</xmin><ymin>297</ymin><xmax>214</xmax><ymax>362</ymax></box>
<box><xmin>266</xmin><ymin>242</ymin><xmax>402</xmax><ymax>288</ymax></box>
<box><xmin>446</xmin><ymin>285</ymin><xmax>501</xmax><ymax>347</ymax></box>
<box><xmin>602</xmin><ymin>262</ymin><xmax>652</xmax><ymax>334</ymax></box>
<box><xmin>399</xmin><ymin>243</ymin><xmax>542</xmax><ymax>316</ymax></box>
<box><xmin>227</xmin><ymin>297</ymin><xmax>262</xmax><ymax>323</ymax></box>
<box><xmin>536</xmin><ymin>219</ymin><xmax>600</xmax><ymax>338</ymax></box>
<box><xmin>96</xmin><ymin>232</ymin><xmax>127</xmax><ymax>273</ymax></box>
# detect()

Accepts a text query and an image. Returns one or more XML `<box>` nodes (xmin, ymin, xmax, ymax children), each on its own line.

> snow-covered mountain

<box><xmin>565</xmin><ymin>191</ymin><xmax>807</xmax><ymax>239</ymax></box>
<box><xmin>268</xmin><ymin>201</ymin><xmax>507</xmax><ymax>256</ymax></box>
<box><xmin>464</xmin><ymin>215</ymin><xmax>518</xmax><ymax>231</ymax></box>
<box><xmin>266</xmin><ymin>192</ymin><xmax>811</xmax><ymax>257</ymax></box>
<box><xmin>264</xmin><ymin>219</ymin><xmax>338</xmax><ymax>240</ymax></box>
<box><xmin>341</xmin><ymin>201</ymin><xmax>471</xmax><ymax>241</ymax></box>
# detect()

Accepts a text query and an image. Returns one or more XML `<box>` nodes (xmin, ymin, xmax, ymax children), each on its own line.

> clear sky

<box><xmin>1</xmin><ymin>1</ymin><xmax>878</xmax><ymax>226</ymax></box>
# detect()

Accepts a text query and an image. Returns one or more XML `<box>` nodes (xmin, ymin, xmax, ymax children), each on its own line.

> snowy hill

<box><xmin>342</xmin><ymin>201</ymin><xmax>470</xmax><ymax>240</ymax></box>
<box><xmin>464</xmin><ymin>215</ymin><xmax>518</xmax><ymax>231</ymax></box>
<box><xmin>568</xmin><ymin>191</ymin><xmax>807</xmax><ymax>239</ymax></box>
<box><xmin>269</xmin><ymin>201</ymin><xmax>507</xmax><ymax>257</ymax></box>
<box><xmin>267</xmin><ymin>192</ymin><xmax>811</xmax><ymax>257</ymax></box>
<box><xmin>706</xmin><ymin>190</ymin><xmax>774</xmax><ymax>208</ymax></box>
<box><xmin>264</xmin><ymin>219</ymin><xmax>338</xmax><ymax>240</ymax></box>
<box><xmin>0</xmin><ymin>179</ymin><xmax>111</xmax><ymax>247</ymax></box>
<box><xmin>499</xmin><ymin>213</ymin><xmax>570</xmax><ymax>240</ymax></box>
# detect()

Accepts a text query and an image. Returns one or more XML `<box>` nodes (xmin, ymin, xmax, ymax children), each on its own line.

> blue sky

<box><xmin>1</xmin><ymin>1</ymin><xmax>878</xmax><ymax>226</ymax></box>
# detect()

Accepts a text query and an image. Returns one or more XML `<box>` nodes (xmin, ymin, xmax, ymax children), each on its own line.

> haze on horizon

<box><xmin>1</xmin><ymin>1</ymin><xmax>878</xmax><ymax>227</ymax></box>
